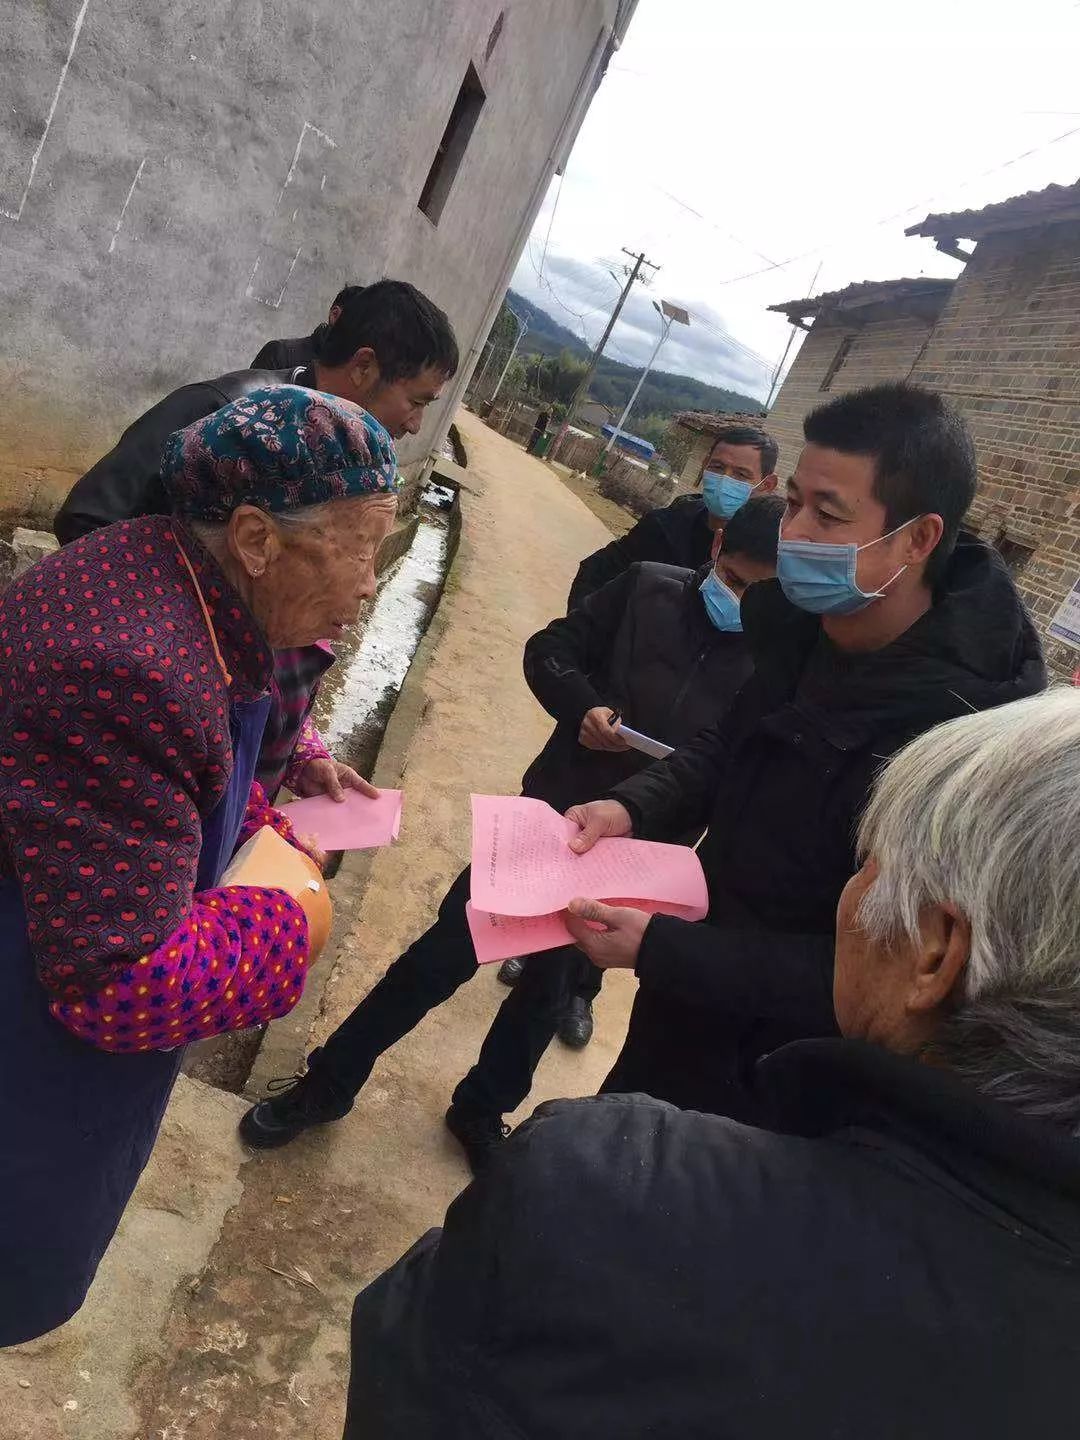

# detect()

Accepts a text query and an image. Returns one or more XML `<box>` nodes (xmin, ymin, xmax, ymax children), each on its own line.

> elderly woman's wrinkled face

<box><xmin>833</xmin><ymin>859</ymin><xmax>970</xmax><ymax>1054</ymax></box>
<box><xmin>228</xmin><ymin>495</ymin><xmax>397</xmax><ymax>648</ymax></box>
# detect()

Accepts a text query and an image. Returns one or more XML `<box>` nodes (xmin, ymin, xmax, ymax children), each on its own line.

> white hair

<box><xmin>186</xmin><ymin>503</ymin><xmax>332</xmax><ymax>555</ymax></box>
<box><xmin>857</xmin><ymin>687</ymin><xmax>1080</xmax><ymax>1131</ymax></box>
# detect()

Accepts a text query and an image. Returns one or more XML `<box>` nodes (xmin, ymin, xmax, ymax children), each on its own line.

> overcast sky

<box><xmin>509</xmin><ymin>0</ymin><xmax>1080</xmax><ymax>402</ymax></box>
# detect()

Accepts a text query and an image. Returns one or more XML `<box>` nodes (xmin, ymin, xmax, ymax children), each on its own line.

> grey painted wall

<box><xmin>0</xmin><ymin>0</ymin><xmax>630</xmax><ymax>523</ymax></box>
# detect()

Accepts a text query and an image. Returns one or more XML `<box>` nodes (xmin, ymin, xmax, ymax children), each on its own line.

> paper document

<box><xmin>616</xmin><ymin>724</ymin><xmax>674</xmax><ymax>760</ymax></box>
<box><xmin>467</xmin><ymin>794</ymin><xmax>707</xmax><ymax>963</ymax></box>
<box><xmin>279</xmin><ymin>788</ymin><xmax>403</xmax><ymax>852</ymax></box>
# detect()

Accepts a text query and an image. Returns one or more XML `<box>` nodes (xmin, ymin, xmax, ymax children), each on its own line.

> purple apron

<box><xmin>0</xmin><ymin>693</ymin><xmax>270</xmax><ymax>1346</ymax></box>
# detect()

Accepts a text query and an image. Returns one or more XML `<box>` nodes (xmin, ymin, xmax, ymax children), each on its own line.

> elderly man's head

<box><xmin>835</xmin><ymin>688</ymin><xmax>1080</xmax><ymax>1130</ymax></box>
<box><xmin>162</xmin><ymin>386</ymin><xmax>400</xmax><ymax>648</ymax></box>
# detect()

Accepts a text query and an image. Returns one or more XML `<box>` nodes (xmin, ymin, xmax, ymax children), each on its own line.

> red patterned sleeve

<box><xmin>0</xmin><ymin>640</ymin><xmax>311</xmax><ymax>1054</ymax></box>
<box><xmin>282</xmin><ymin>714</ymin><xmax>334</xmax><ymax>793</ymax></box>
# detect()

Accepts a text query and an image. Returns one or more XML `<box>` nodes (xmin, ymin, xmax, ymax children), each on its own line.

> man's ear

<box><xmin>347</xmin><ymin>346</ymin><xmax>380</xmax><ymax>388</ymax></box>
<box><xmin>906</xmin><ymin>901</ymin><xmax>970</xmax><ymax>1016</ymax></box>
<box><xmin>760</xmin><ymin>473</ymin><xmax>779</xmax><ymax>493</ymax></box>
<box><xmin>906</xmin><ymin>512</ymin><xmax>945</xmax><ymax>565</ymax></box>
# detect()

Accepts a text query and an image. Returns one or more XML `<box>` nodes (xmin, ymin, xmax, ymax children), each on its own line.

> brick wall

<box><xmin>766</xmin><ymin>313</ymin><xmax>939</xmax><ymax>475</ymax></box>
<box><xmin>910</xmin><ymin>224</ymin><xmax>1080</xmax><ymax>678</ymax></box>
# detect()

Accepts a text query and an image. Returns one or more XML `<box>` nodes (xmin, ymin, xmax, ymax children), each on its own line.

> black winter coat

<box><xmin>568</xmin><ymin>493</ymin><xmax>713</xmax><ymax>608</ymax></box>
<box><xmin>605</xmin><ymin>536</ymin><xmax>1047</xmax><ymax>1115</ymax></box>
<box><xmin>250</xmin><ymin>326</ymin><xmax>328</xmax><ymax>370</ymax></box>
<box><xmin>53</xmin><ymin>365</ymin><xmax>310</xmax><ymax>544</ymax></box>
<box><xmin>521</xmin><ymin>561</ymin><xmax>754</xmax><ymax>815</ymax></box>
<box><xmin>345</xmin><ymin>1038</ymin><xmax>1080</xmax><ymax>1440</ymax></box>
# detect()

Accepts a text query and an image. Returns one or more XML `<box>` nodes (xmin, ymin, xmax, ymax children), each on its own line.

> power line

<box><xmin>538</xmin><ymin>170</ymin><xmax>564</xmax><ymax>279</ymax></box>
<box><xmin>707</xmin><ymin>123</ymin><xmax>1080</xmax><ymax>288</ymax></box>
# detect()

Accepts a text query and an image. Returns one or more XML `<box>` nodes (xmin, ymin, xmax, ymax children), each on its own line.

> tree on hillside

<box><xmin>536</xmin><ymin>350</ymin><xmax>589</xmax><ymax>406</ymax></box>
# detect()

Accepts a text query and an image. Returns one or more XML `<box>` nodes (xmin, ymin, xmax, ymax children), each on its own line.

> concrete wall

<box><xmin>765</xmin><ymin>313</ymin><xmax>938</xmax><ymax>473</ymax></box>
<box><xmin>910</xmin><ymin>225</ymin><xmax>1080</xmax><ymax>677</ymax></box>
<box><xmin>0</xmin><ymin>0</ymin><xmax>627</xmax><ymax>525</ymax></box>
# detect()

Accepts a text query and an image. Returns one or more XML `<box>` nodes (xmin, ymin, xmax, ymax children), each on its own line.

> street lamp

<box><xmin>604</xmin><ymin>299</ymin><xmax>690</xmax><ymax>454</ymax></box>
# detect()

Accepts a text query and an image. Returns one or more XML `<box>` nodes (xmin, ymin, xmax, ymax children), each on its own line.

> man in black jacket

<box><xmin>55</xmin><ymin>279</ymin><xmax>455</xmax><ymax>544</ymax></box>
<box><xmin>238</xmin><ymin>499</ymin><xmax>783</xmax><ymax>1163</ymax></box>
<box><xmin>249</xmin><ymin>283</ymin><xmax>364</xmax><ymax>370</ymax></box>
<box><xmin>343</xmin><ymin>690</ymin><xmax>1080</xmax><ymax>1440</ymax></box>
<box><xmin>562</xmin><ymin>382</ymin><xmax>1046</xmax><ymax>1119</ymax></box>
<box><xmin>567</xmin><ymin>423</ymin><xmax>779</xmax><ymax>607</ymax></box>
<box><xmin>52</xmin><ymin>280</ymin><xmax>457</xmax><ymax>799</ymax></box>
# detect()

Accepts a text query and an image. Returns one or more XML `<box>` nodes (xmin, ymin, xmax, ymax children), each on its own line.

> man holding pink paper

<box><xmin>562</xmin><ymin>383</ymin><xmax>1045</xmax><ymax>1120</ymax></box>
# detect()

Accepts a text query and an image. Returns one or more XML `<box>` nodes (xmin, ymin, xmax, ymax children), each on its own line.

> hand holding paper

<box><xmin>279</xmin><ymin>788</ymin><xmax>403</xmax><ymax>853</ymax></box>
<box><xmin>467</xmin><ymin>795</ymin><xmax>707</xmax><ymax>963</ymax></box>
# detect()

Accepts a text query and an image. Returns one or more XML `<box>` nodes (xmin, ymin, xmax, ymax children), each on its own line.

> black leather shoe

<box><xmin>497</xmin><ymin>956</ymin><xmax>524</xmax><ymax>985</ymax></box>
<box><xmin>445</xmin><ymin>1105</ymin><xmax>510</xmax><ymax>1176</ymax></box>
<box><xmin>239</xmin><ymin>1052</ymin><xmax>352</xmax><ymax>1149</ymax></box>
<box><xmin>558</xmin><ymin>995</ymin><xmax>594</xmax><ymax>1050</ymax></box>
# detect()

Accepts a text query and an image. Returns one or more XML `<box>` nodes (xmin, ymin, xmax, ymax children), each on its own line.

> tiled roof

<box><xmin>675</xmin><ymin>409</ymin><xmax>769</xmax><ymax>435</ymax></box>
<box><xmin>905</xmin><ymin>178</ymin><xmax>1080</xmax><ymax>242</ymax></box>
<box><xmin>769</xmin><ymin>277</ymin><xmax>954</xmax><ymax>324</ymax></box>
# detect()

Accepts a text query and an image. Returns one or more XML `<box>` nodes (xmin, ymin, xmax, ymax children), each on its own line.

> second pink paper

<box><xmin>279</xmin><ymin>788</ymin><xmax>403</xmax><ymax>852</ymax></box>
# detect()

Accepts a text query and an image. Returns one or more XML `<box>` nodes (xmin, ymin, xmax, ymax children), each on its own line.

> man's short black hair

<box><xmin>708</xmin><ymin>424</ymin><xmax>779</xmax><ymax>480</ymax></box>
<box><xmin>721</xmin><ymin>494</ymin><xmax>785</xmax><ymax>566</ymax></box>
<box><xmin>319</xmin><ymin>279</ymin><xmax>459</xmax><ymax>382</ymax></box>
<box><xmin>331</xmin><ymin>284</ymin><xmax>365</xmax><ymax>312</ymax></box>
<box><xmin>802</xmin><ymin>381</ymin><xmax>977</xmax><ymax>586</ymax></box>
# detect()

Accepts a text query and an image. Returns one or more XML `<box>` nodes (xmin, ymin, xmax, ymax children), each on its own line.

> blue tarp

<box><xmin>600</xmin><ymin>425</ymin><xmax>655</xmax><ymax>460</ymax></box>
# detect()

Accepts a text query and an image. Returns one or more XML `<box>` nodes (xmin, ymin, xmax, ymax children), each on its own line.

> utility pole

<box><xmin>765</xmin><ymin>261</ymin><xmax>821</xmax><ymax>410</ymax></box>
<box><xmin>550</xmin><ymin>246</ymin><xmax>659</xmax><ymax>458</ymax></box>
<box><xmin>489</xmin><ymin>306</ymin><xmax>529</xmax><ymax>403</ymax></box>
<box><xmin>604</xmin><ymin>299</ymin><xmax>689</xmax><ymax>454</ymax></box>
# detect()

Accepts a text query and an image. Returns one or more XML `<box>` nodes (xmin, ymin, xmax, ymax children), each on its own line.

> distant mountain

<box><xmin>507</xmin><ymin>289</ymin><xmax>764</xmax><ymax>421</ymax></box>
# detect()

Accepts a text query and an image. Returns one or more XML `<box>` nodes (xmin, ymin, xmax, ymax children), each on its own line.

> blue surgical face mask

<box><xmin>701</xmin><ymin>569</ymin><xmax>743</xmax><ymax>632</ymax></box>
<box><xmin>702</xmin><ymin>470</ymin><xmax>760</xmax><ymax>520</ymax></box>
<box><xmin>776</xmin><ymin>519</ymin><xmax>917</xmax><ymax>616</ymax></box>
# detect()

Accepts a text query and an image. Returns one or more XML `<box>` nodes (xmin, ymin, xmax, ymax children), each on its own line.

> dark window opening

<box><xmin>418</xmin><ymin>63</ymin><xmax>486</xmax><ymax>224</ymax></box>
<box><xmin>485</xmin><ymin>10</ymin><xmax>505</xmax><ymax>62</ymax></box>
<box><xmin>994</xmin><ymin>532</ymin><xmax>1035</xmax><ymax>577</ymax></box>
<box><xmin>820</xmin><ymin>334</ymin><xmax>855</xmax><ymax>392</ymax></box>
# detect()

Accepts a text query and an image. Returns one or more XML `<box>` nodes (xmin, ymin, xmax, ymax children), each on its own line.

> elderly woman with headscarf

<box><xmin>0</xmin><ymin>385</ymin><xmax>398</xmax><ymax>1345</ymax></box>
<box><xmin>342</xmin><ymin>688</ymin><xmax>1080</xmax><ymax>1440</ymax></box>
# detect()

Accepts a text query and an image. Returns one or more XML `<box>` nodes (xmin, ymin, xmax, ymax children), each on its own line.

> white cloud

<box><xmin>512</xmin><ymin>0</ymin><xmax>1080</xmax><ymax>398</ymax></box>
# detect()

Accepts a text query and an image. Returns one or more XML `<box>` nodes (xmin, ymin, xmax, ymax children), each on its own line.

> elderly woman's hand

<box><xmin>295</xmin><ymin>757</ymin><xmax>380</xmax><ymax>803</ymax></box>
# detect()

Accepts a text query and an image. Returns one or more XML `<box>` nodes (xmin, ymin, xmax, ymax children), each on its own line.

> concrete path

<box><xmin>0</xmin><ymin>412</ymin><xmax>637</xmax><ymax>1439</ymax></box>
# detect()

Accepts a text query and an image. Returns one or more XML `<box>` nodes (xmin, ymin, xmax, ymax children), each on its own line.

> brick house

<box><xmin>905</xmin><ymin>182</ymin><xmax>1080</xmax><ymax>676</ymax></box>
<box><xmin>672</xmin><ymin>409</ymin><xmax>771</xmax><ymax>493</ymax></box>
<box><xmin>765</xmin><ymin>179</ymin><xmax>1080</xmax><ymax>676</ymax></box>
<box><xmin>764</xmin><ymin>278</ymin><xmax>956</xmax><ymax>470</ymax></box>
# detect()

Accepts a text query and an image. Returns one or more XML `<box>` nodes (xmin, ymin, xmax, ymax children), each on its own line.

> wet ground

<box><xmin>311</xmin><ymin>494</ymin><xmax>454</xmax><ymax>779</ymax></box>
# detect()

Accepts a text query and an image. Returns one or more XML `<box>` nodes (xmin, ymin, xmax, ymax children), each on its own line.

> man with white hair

<box><xmin>342</xmin><ymin>690</ymin><xmax>1080</xmax><ymax>1440</ymax></box>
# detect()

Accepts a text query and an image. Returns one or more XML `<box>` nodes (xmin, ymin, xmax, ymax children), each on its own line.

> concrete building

<box><xmin>0</xmin><ymin>0</ymin><xmax>637</xmax><ymax>525</ymax></box>
<box><xmin>672</xmin><ymin>408</ymin><xmax>771</xmax><ymax>492</ymax></box>
<box><xmin>766</xmin><ymin>178</ymin><xmax>1080</xmax><ymax>676</ymax></box>
<box><xmin>765</xmin><ymin>278</ymin><xmax>956</xmax><ymax>468</ymax></box>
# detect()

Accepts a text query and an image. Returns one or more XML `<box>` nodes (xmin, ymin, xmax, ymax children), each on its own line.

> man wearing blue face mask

<box><xmin>567</xmin><ymin>425</ymin><xmax>779</xmax><ymax>608</ymax></box>
<box><xmin>563</xmin><ymin>382</ymin><xmax>1047</xmax><ymax>1120</ymax></box>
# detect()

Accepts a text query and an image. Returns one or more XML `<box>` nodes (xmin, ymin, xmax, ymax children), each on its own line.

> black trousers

<box><xmin>311</xmin><ymin>865</ymin><xmax>598</xmax><ymax>1119</ymax></box>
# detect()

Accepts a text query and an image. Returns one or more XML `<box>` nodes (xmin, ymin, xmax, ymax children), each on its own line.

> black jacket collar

<box><xmin>741</xmin><ymin>534</ymin><xmax>1047</xmax><ymax>749</ymax></box>
<box><xmin>758</xmin><ymin>1038</ymin><xmax>1080</xmax><ymax>1255</ymax></box>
